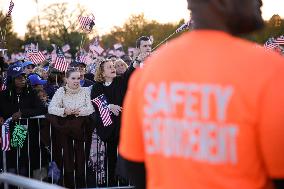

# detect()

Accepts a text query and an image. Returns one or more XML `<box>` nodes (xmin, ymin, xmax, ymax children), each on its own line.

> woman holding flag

<box><xmin>90</xmin><ymin>58</ymin><xmax>141</xmax><ymax>186</ymax></box>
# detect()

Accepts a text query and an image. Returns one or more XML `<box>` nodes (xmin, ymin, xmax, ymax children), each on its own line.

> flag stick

<box><xmin>79</xmin><ymin>34</ymin><xmax>86</xmax><ymax>50</ymax></box>
<box><xmin>152</xmin><ymin>32</ymin><xmax>176</xmax><ymax>51</ymax></box>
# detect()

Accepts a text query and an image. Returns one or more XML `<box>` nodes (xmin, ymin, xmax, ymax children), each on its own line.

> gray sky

<box><xmin>0</xmin><ymin>0</ymin><xmax>283</xmax><ymax>37</ymax></box>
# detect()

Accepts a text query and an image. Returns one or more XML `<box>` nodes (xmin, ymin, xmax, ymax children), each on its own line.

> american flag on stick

<box><xmin>6</xmin><ymin>0</ymin><xmax>14</xmax><ymax>19</ymax></box>
<box><xmin>175</xmin><ymin>19</ymin><xmax>194</xmax><ymax>34</ymax></box>
<box><xmin>53</xmin><ymin>48</ymin><xmax>68</xmax><ymax>72</ymax></box>
<box><xmin>91</xmin><ymin>94</ymin><xmax>112</xmax><ymax>127</ymax></box>
<box><xmin>274</xmin><ymin>35</ymin><xmax>284</xmax><ymax>45</ymax></box>
<box><xmin>62</xmin><ymin>44</ymin><xmax>71</xmax><ymax>52</ymax></box>
<box><xmin>78</xmin><ymin>14</ymin><xmax>95</xmax><ymax>32</ymax></box>
<box><xmin>1</xmin><ymin>74</ymin><xmax>7</xmax><ymax>91</ymax></box>
<box><xmin>90</xmin><ymin>44</ymin><xmax>104</xmax><ymax>55</ymax></box>
<box><xmin>264</xmin><ymin>38</ymin><xmax>279</xmax><ymax>50</ymax></box>
<box><xmin>26</xmin><ymin>50</ymin><xmax>46</xmax><ymax>64</ymax></box>
<box><xmin>79</xmin><ymin>54</ymin><xmax>87</xmax><ymax>64</ymax></box>
<box><xmin>1</xmin><ymin>117</ymin><xmax>12</xmax><ymax>151</ymax></box>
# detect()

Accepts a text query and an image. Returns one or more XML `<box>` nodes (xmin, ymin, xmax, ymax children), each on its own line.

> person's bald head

<box><xmin>187</xmin><ymin>0</ymin><xmax>264</xmax><ymax>35</ymax></box>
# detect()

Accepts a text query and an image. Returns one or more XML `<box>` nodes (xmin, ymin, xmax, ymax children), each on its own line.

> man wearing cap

<box><xmin>70</xmin><ymin>61</ymin><xmax>94</xmax><ymax>87</ymax></box>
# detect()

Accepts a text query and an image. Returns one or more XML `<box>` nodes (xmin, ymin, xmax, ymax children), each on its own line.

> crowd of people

<box><xmin>0</xmin><ymin>36</ymin><xmax>153</xmax><ymax>188</ymax></box>
<box><xmin>1</xmin><ymin>0</ymin><xmax>284</xmax><ymax>188</ymax></box>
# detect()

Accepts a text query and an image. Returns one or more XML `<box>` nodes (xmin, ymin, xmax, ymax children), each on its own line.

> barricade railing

<box><xmin>1</xmin><ymin>116</ymin><xmax>134</xmax><ymax>189</ymax></box>
<box><xmin>0</xmin><ymin>173</ymin><xmax>65</xmax><ymax>189</ymax></box>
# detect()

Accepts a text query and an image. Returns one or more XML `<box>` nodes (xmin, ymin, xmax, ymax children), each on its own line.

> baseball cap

<box><xmin>7</xmin><ymin>62</ymin><xmax>25</xmax><ymax>78</ymax></box>
<box><xmin>28</xmin><ymin>74</ymin><xmax>47</xmax><ymax>86</ymax></box>
<box><xmin>43</xmin><ymin>66</ymin><xmax>49</xmax><ymax>72</ymax></box>
<box><xmin>22</xmin><ymin>61</ymin><xmax>35</xmax><ymax>68</ymax></box>
<box><xmin>70</xmin><ymin>61</ymin><xmax>86</xmax><ymax>68</ymax></box>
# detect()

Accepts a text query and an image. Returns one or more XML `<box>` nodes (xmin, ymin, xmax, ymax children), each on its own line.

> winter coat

<box><xmin>48</xmin><ymin>86</ymin><xmax>94</xmax><ymax>117</ymax></box>
<box><xmin>90</xmin><ymin>64</ymin><xmax>135</xmax><ymax>142</ymax></box>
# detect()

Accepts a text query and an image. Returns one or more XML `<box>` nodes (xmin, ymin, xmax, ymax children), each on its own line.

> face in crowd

<box><xmin>114</xmin><ymin>60</ymin><xmax>128</xmax><ymax>75</ymax></box>
<box><xmin>139</xmin><ymin>39</ymin><xmax>152</xmax><ymax>54</ymax></box>
<box><xmin>24</xmin><ymin>65</ymin><xmax>35</xmax><ymax>75</ymax></box>
<box><xmin>14</xmin><ymin>74</ymin><xmax>26</xmax><ymax>90</ymax></box>
<box><xmin>103</xmin><ymin>60</ymin><xmax>116</xmax><ymax>81</ymax></box>
<box><xmin>41</xmin><ymin>70</ymin><xmax>49</xmax><ymax>80</ymax></box>
<box><xmin>77</xmin><ymin>64</ymin><xmax>86</xmax><ymax>79</ymax></box>
<box><xmin>66</xmin><ymin>69</ymin><xmax>81</xmax><ymax>90</ymax></box>
<box><xmin>65</xmin><ymin>53</ymin><xmax>72</xmax><ymax>64</ymax></box>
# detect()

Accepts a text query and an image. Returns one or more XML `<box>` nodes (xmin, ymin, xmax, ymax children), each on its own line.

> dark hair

<box><xmin>136</xmin><ymin>36</ymin><xmax>151</xmax><ymax>48</ymax></box>
<box><xmin>65</xmin><ymin>67</ymin><xmax>80</xmax><ymax>78</ymax></box>
<box><xmin>6</xmin><ymin>75</ymin><xmax>33</xmax><ymax>101</ymax></box>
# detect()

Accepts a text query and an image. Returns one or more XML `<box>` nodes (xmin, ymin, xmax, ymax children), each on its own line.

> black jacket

<box><xmin>90</xmin><ymin>64</ymin><xmax>135</xmax><ymax>142</ymax></box>
<box><xmin>82</xmin><ymin>78</ymin><xmax>94</xmax><ymax>88</ymax></box>
<box><xmin>0</xmin><ymin>87</ymin><xmax>47</xmax><ymax>120</ymax></box>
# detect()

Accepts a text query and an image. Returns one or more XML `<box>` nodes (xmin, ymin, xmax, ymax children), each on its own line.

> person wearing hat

<box><xmin>22</xmin><ymin>61</ymin><xmax>36</xmax><ymax>77</ymax></box>
<box><xmin>28</xmin><ymin>73</ymin><xmax>47</xmax><ymax>90</ymax></box>
<box><xmin>0</xmin><ymin>61</ymin><xmax>47</xmax><ymax>177</ymax></box>
<box><xmin>70</xmin><ymin>61</ymin><xmax>94</xmax><ymax>87</ymax></box>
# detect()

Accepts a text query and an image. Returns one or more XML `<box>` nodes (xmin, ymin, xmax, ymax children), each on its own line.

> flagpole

<box><xmin>152</xmin><ymin>32</ymin><xmax>176</xmax><ymax>51</ymax></box>
<box><xmin>34</xmin><ymin>0</ymin><xmax>42</xmax><ymax>38</ymax></box>
<box><xmin>0</xmin><ymin>0</ymin><xmax>14</xmax><ymax>54</ymax></box>
<box><xmin>79</xmin><ymin>34</ymin><xmax>86</xmax><ymax>50</ymax></box>
<box><xmin>152</xmin><ymin>19</ymin><xmax>193</xmax><ymax>51</ymax></box>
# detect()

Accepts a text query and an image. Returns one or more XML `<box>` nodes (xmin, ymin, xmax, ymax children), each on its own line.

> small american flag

<box><xmin>1</xmin><ymin>75</ymin><xmax>7</xmax><ymax>91</ymax></box>
<box><xmin>175</xmin><ymin>19</ymin><xmax>194</xmax><ymax>34</ymax></box>
<box><xmin>53</xmin><ymin>49</ymin><xmax>68</xmax><ymax>72</ymax></box>
<box><xmin>90</xmin><ymin>44</ymin><xmax>104</xmax><ymax>55</ymax></box>
<box><xmin>79</xmin><ymin>54</ymin><xmax>87</xmax><ymax>64</ymax></box>
<box><xmin>62</xmin><ymin>44</ymin><xmax>70</xmax><ymax>52</ymax></box>
<box><xmin>1</xmin><ymin>117</ymin><xmax>12</xmax><ymax>151</ymax></box>
<box><xmin>27</xmin><ymin>50</ymin><xmax>46</xmax><ymax>64</ymax></box>
<box><xmin>91</xmin><ymin>94</ymin><xmax>112</xmax><ymax>127</ymax></box>
<box><xmin>113</xmin><ymin>43</ymin><xmax>123</xmax><ymax>50</ymax></box>
<box><xmin>264</xmin><ymin>38</ymin><xmax>279</xmax><ymax>50</ymax></box>
<box><xmin>78</xmin><ymin>14</ymin><xmax>95</xmax><ymax>32</ymax></box>
<box><xmin>93</xmin><ymin>36</ymin><xmax>100</xmax><ymax>46</ymax></box>
<box><xmin>6</xmin><ymin>0</ymin><xmax>14</xmax><ymax>18</ymax></box>
<box><xmin>274</xmin><ymin>35</ymin><xmax>284</xmax><ymax>45</ymax></box>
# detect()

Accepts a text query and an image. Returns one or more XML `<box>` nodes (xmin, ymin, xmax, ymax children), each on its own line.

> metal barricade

<box><xmin>1</xmin><ymin>116</ymin><xmax>134</xmax><ymax>189</ymax></box>
<box><xmin>0</xmin><ymin>173</ymin><xmax>64</xmax><ymax>189</ymax></box>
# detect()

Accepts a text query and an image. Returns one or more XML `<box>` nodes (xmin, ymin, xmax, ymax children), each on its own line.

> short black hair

<box><xmin>136</xmin><ymin>36</ymin><xmax>151</xmax><ymax>48</ymax></box>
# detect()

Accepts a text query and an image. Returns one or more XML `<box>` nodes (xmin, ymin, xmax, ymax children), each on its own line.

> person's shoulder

<box><xmin>54</xmin><ymin>86</ymin><xmax>65</xmax><ymax>94</ymax></box>
<box><xmin>81</xmin><ymin>87</ymin><xmax>91</xmax><ymax>94</ymax></box>
<box><xmin>237</xmin><ymin>39</ymin><xmax>284</xmax><ymax>67</ymax></box>
<box><xmin>91</xmin><ymin>81</ymin><xmax>103</xmax><ymax>89</ymax></box>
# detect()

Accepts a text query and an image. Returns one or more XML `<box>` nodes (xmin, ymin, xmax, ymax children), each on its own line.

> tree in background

<box><xmin>3</xmin><ymin>0</ymin><xmax>284</xmax><ymax>56</ymax></box>
<box><xmin>243</xmin><ymin>14</ymin><xmax>284</xmax><ymax>44</ymax></box>
<box><xmin>24</xmin><ymin>3</ymin><xmax>93</xmax><ymax>55</ymax></box>
<box><xmin>0</xmin><ymin>11</ymin><xmax>23</xmax><ymax>54</ymax></box>
<box><xmin>101</xmin><ymin>14</ymin><xmax>184</xmax><ymax>50</ymax></box>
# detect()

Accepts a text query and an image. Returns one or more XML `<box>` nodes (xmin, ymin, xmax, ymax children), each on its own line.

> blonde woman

<box><xmin>48</xmin><ymin>67</ymin><xmax>94</xmax><ymax>188</ymax></box>
<box><xmin>114</xmin><ymin>59</ymin><xmax>129</xmax><ymax>76</ymax></box>
<box><xmin>90</xmin><ymin>59</ymin><xmax>140</xmax><ymax>186</ymax></box>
